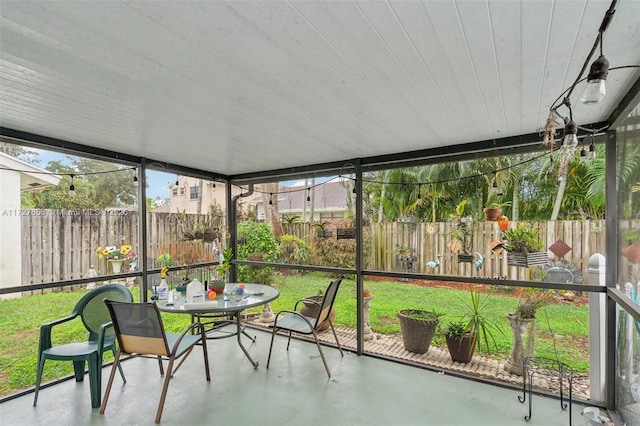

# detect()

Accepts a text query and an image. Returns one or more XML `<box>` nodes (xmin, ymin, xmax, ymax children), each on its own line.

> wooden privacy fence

<box><xmin>20</xmin><ymin>211</ymin><xmax>638</xmax><ymax>286</ymax></box>
<box><xmin>367</xmin><ymin>220</ymin><xmax>608</xmax><ymax>283</ymax></box>
<box><xmin>20</xmin><ymin>211</ymin><xmax>214</xmax><ymax>285</ymax></box>
<box><xmin>282</xmin><ymin>219</ymin><xmax>619</xmax><ymax>284</ymax></box>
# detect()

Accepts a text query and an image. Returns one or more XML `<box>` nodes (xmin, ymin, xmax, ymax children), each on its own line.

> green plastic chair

<box><xmin>33</xmin><ymin>283</ymin><xmax>133</xmax><ymax>408</ymax></box>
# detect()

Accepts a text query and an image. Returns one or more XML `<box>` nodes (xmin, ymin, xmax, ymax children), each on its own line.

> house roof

<box><xmin>1</xmin><ymin>1</ymin><xmax>639</xmax><ymax>178</ymax></box>
<box><xmin>250</xmin><ymin>180</ymin><xmax>350</xmax><ymax>213</ymax></box>
<box><xmin>0</xmin><ymin>152</ymin><xmax>60</xmax><ymax>190</ymax></box>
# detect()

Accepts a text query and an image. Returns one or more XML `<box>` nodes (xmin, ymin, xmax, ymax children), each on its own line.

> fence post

<box><xmin>588</xmin><ymin>253</ymin><xmax>606</xmax><ymax>402</ymax></box>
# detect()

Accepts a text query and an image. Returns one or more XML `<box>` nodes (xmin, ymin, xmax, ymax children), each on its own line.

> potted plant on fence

<box><xmin>398</xmin><ymin>309</ymin><xmax>442</xmax><ymax>354</ymax></box>
<box><xmin>503</xmin><ymin>222</ymin><xmax>548</xmax><ymax>267</ymax></box>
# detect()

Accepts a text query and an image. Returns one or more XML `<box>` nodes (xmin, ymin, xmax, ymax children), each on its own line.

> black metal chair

<box><xmin>100</xmin><ymin>300</ymin><xmax>210</xmax><ymax>424</ymax></box>
<box><xmin>34</xmin><ymin>283</ymin><xmax>132</xmax><ymax>408</ymax></box>
<box><xmin>266</xmin><ymin>277</ymin><xmax>344</xmax><ymax>378</ymax></box>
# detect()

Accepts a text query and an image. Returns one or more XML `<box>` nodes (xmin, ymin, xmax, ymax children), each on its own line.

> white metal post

<box><xmin>588</xmin><ymin>253</ymin><xmax>606</xmax><ymax>402</ymax></box>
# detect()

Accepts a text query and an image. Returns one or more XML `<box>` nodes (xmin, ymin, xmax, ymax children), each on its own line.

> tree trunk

<box><xmin>261</xmin><ymin>183</ymin><xmax>283</xmax><ymax>239</ymax></box>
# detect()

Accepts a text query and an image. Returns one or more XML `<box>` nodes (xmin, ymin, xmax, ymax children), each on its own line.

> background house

<box><xmin>163</xmin><ymin>176</ymin><xmax>244</xmax><ymax>221</ymax></box>
<box><xmin>247</xmin><ymin>180</ymin><xmax>351</xmax><ymax>222</ymax></box>
<box><xmin>0</xmin><ymin>152</ymin><xmax>59</xmax><ymax>299</ymax></box>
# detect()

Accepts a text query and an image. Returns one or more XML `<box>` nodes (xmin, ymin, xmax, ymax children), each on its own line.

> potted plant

<box><xmin>444</xmin><ymin>286</ymin><xmax>502</xmax><ymax>363</ymax></box>
<box><xmin>443</xmin><ymin>320</ymin><xmax>476</xmax><ymax>363</ymax></box>
<box><xmin>398</xmin><ymin>309</ymin><xmax>442</xmax><ymax>354</ymax></box>
<box><xmin>207</xmin><ymin>247</ymin><xmax>232</xmax><ymax>295</ymax></box>
<box><xmin>503</xmin><ymin>292</ymin><xmax>551</xmax><ymax>375</ymax></box>
<box><xmin>448</xmin><ymin>200</ymin><xmax>475</xmax><ymax>263</ymax></box>
<box><xmin>214</xmin><ymin>247</ymin><xmax>233</xmax><ymax>282</ymax></box>
<box><xmin>503</xmin><ymin>223</ymin><xmax>548</xmax><ymax>267</ymax></box>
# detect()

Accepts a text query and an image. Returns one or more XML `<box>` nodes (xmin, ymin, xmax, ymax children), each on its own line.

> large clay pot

<box><xmin>299</xmin><ymin>295</ymin><xmax>335</xmax><ymax>331</ymax></box>
<box><xmin>398</xmin><ymin>309</ymin><xmax>440</xmax><ymax>354</ymax></box>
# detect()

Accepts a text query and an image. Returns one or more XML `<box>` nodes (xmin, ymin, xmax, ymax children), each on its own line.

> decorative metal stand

<box><xmin>518</xmin><ymin>356</ymin><xmax>574</xmax><ymax>426</ymax></box>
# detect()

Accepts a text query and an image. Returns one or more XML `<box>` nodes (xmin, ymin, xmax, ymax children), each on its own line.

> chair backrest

<box><xmin>74</xmin><ymin>283</ymin><xmax>133</xmax><ymax>340</ymax></box>
<box><xmin>316</xmin><ymin>277</ymin><xmax>343</xmax><ymax>329</ymax></box>
<box><xmin>104</xmin><ymin>300</ymin><xmax>170</xmax><ymax>357</ymax></box>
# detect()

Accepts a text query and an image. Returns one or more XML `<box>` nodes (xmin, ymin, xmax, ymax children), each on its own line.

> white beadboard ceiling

<box><xmin>1</xmin><ymin>1</ymin><xmax>639</xmax><ymax>177</ymax></box>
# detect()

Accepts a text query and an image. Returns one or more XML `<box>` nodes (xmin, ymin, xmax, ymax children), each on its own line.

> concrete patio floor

<box><xmin>0</xmin><ymin>325</ymin><xmax>593</xmax><ymax>426</ymax></box>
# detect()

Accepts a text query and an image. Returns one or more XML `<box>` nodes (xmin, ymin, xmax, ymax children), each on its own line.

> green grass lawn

<box><xmin>0</xmin><ymin>274</ymin><xmax>589</xmax><ymax>398</ymax></box>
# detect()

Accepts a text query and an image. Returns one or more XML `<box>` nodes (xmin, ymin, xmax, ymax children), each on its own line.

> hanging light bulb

<box><xmin>562</xmin><ymin>120</ymin><xmax>578</xmax><ymax>149</ymax></box>
<box><xmin>133</xmin><ymin>174</ymin><xmax>138</xmax><ymax>186</ymax></box>
<box><xmin>306</xmin><ymin>188</ymin><xmax>311</xmax><ymax>203</ymax></box>
<box><xmin>212</xmin><ymin>181</ymin><xmax>216</xmax><ymax>188</ymax></box>
<box><xmin>268</xmin><ymin>193</ymin><xmax>273</xmax><ymax>205</ymax></box>
<box><xmin>580</xmin><ymin>147</ymin><xmax>587</xmax><ymax>158</ymax></box>
<box><xmin>69</xmin><ymin>175</ymin><xmax>76</xmax><ymax>197</ymax></box>
<box><xmin>417</xmin><ymin>185</ymin><xmax>422</xmax><ymax>201</ymax></box>
<box><xmin>580</xmin><ymin>55</ymin><xmax>609</xmax><ymax>104</ymax></box>
<box><xmin>588</xmin><ymin>142</ymin><xmax>597</xmax><ymax>159</ymax></box>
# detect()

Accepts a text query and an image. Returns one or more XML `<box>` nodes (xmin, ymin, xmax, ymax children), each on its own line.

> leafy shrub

<box><xmin>277</xmin><ymin>234</ymin><xmax>311</xmax><ymax>268</ymax></box>
<box><xmin>237</xmin><ymin>221</ymin><xmax>278</xmax><ymax>284</ymax></box>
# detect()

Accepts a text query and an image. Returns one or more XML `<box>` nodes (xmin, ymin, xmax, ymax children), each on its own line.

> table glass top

<box><xmin>157</xmin><ymin>283</ymin><xmax>279</xmax><ymax>313</ymax></box>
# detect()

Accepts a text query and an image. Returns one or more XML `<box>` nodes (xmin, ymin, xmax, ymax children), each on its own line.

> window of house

<box><xmin>172</xmin><ymin>188</ymin><xmax>178</xmax><ymax>196</ymax></box>
<box><xmin>190</xmin><ymin>186</ymin><xmax>199</xmax><ymax>200</ymax></box>
<box><xmin>180</xmin><ymin>187</ymin><xmax>185</xmax><ymax>195</ymax></box>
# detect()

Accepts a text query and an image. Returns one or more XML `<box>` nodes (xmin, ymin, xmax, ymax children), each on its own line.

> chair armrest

<box><xmin>169</xmin><ymin>322</ymin><xmax>206</xmax><ymax>356</ymax></box>
<box><xmin>294</xmin><ymin>297</ymin><xmax>321</xmax><ymax>311</ymax></box>
<box><xmin>38</xmin><ymin>314</ymin><xmax>77</xmax><ymax>353</ymax></box>
<box><xmin>96</xmin><ymin>322</ymin><xmax>115</xmax><ymax>356</ymax></box>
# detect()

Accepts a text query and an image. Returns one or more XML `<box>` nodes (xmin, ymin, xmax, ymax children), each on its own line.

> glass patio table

<box><xmin>157</xmin><ymin>283</ymin><xmax>279</xmax><ymax>368</ymax></box>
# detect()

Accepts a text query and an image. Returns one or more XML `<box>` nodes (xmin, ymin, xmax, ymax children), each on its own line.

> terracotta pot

<box><xmin>446</xmin><ymin>332</ymin><xmax>477</xmax><ymax>363</ymax></box>
<box><xmin>483</xmin><ymin>207</ymin><xmax>502</xmax><ymax>221</ymax></box>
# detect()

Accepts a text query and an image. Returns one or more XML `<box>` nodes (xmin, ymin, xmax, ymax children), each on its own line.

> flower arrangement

<box><xmin>96</xmin><ymin>244</ymin><xmax>133</xmax><ymax>261</ymax></box>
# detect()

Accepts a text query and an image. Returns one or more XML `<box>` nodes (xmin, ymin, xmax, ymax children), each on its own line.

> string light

<box><xmin>306</xmin><ymin>188</ymin><xmax>311</xmax><ymax>203</ymax></box>
<box><xmin>589</xmin><ymin>142</ymin><xmax>597</xmax><ymax>159</ymax></box>
<box><xmin>68</xmin><ymin>175</ymin><xmax>76</xmax><ymax>197</ymax></box>
<box><xmin>268</xmin><ymin>193</ymin><xmax>273</xmax><ymax>205</ymax></box>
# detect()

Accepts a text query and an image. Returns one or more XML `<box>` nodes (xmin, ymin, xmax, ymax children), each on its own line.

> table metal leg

<box><xmin>235</xmin><ymin>313</ymin><xmax>259</xmax><ymax>368</ymax></box>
